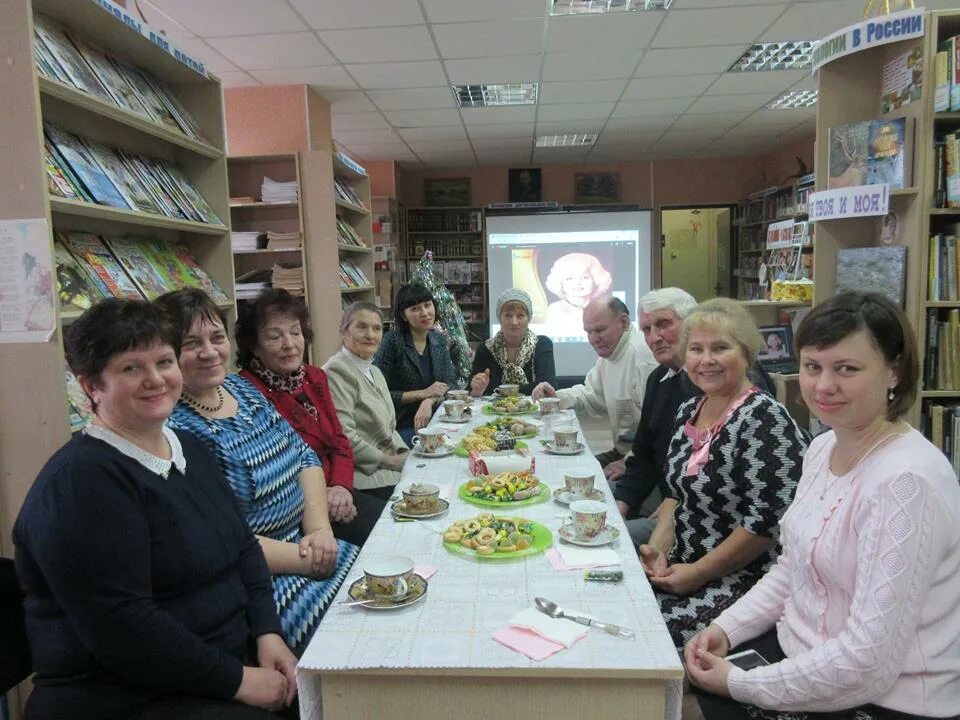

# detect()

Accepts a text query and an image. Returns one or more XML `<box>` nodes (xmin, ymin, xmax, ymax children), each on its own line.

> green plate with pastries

<box><xmin>482</xmin><ymin>400</ymin><xmax>539</xmax><ymax>416</ymax></box>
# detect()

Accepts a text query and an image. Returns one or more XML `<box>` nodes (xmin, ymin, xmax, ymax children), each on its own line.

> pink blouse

<box><xmin>714</xmin><ymin>429</ymin><xmax>960</xmax><ymax>716</ymax></box>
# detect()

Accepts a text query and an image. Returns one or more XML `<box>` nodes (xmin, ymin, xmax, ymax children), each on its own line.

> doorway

<box><xmin>660</xmin><ymin>206</ymin><xmax>734</xmax><ymax>301</ymax></box>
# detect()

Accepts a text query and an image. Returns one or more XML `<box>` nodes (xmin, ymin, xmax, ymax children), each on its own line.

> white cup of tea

<box><xmin>402</xmin><ymin>482</ymin><xmax>440</xmax><ymax>512</ymax></box>
<box><xmin>412</xmin><ymin>427</ymin><xmax>448</xmax><ymax>453</ymax></box>
<box><xmin>363</xmin><ymin>555</ymin><xmax>414</xmax><ymax>599</ymax></box>
<box><xmin>553</xmin><ymin>425</ymin><xmax>579</xmax><ymax>449</ymax></box>
<box><xmin>446</xmin><ymin>389</ymin><xmax>470</xmax><ymax>403</ymax></box>
<box><xmin>564</xmin><ymin>472</ymin><xmax>595</xmax><ymax>498</ymax></box>
<box><xmin>442</xmin><ymin>399</ymin><xmax>467</xmax><ymax>419</ymax></box>
<box><xmin>496</xmin><ymin>383</ymin><xmax>520</xmax><ymax>397</ymax></box>
<box><xmin>569</xmin><ymin>500</ymin><xmax>607</xmax><ymax>540</ymax></box>
<box><xmin>539</xmin><ymin>397</ymin><xmax>561</xmax><ymax>415</ymax></box>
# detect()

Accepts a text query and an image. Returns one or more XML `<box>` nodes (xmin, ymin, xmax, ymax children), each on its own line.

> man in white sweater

<box><xmin>532</xmin><ymin>296</ymin><xmax>657</xmax><ymax>473</ymax></box>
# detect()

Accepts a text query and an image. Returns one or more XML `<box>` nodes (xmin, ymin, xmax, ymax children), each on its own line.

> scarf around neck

<box><xmin>248</xmin><ymin>357</ymin><xmax>317</xmax><ymax>419</ymax></box>
<box><xmin>488</xmin><ymin>330</ymin><xmax>538</xmax><ymax>385</ymax></box>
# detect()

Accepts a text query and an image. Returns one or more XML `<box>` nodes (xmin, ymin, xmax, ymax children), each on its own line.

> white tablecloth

<box><xmin>298</xmin><ymin>403</ymin><xmax>684</xmax><ymax>718</ymax></box>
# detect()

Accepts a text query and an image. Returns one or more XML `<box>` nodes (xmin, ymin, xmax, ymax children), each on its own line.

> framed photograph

<box><xmin>424</xmin><ymin>177</ymin><xmax>471</xmax><ymax>207</ymax></box>
<box><xmin>574</xmin><ymin>172</ymin><xmax>620</xmax><ymax>204</ymax></box>
<box><xmin>509</xmin><ymin>168</ymin><xmax>541</xmax><ymax>203</ymax></box>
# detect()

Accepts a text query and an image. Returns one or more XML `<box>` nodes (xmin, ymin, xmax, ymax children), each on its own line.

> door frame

<box><xmin>658</xmin><ymin>204</ymin><xmax>737</xmax><ymax>298</ymax></box>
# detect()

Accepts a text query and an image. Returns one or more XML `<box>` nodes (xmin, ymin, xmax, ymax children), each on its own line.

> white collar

<box><xmin>660</xmin><ymin>366</ymin><xmax>683</xmax><ymax>382</ymax></box>
<box><xmin>341</xmin><ymin>345</ymin><xmax>374</xmax><ymax>378</ymax></box>
<box><xmin>84</xmin><ymin>424</ymin><xmax>187</xmax><ymax>478</ymax></box>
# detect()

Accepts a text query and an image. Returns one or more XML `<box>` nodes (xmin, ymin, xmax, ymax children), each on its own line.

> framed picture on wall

<box><xmin>509</xmin><ymin>168</ymin><xmax>541</xmax><ymax>203</ymax></box>
<box><xmin>574</xmin><ymin>172</ymin><xmax>620</xmax><ymax>204</ymax></box>
<box><xmin>424</xmin><ymin>178</ymin><xmax>471</xmax><ymax>207</ymax></box>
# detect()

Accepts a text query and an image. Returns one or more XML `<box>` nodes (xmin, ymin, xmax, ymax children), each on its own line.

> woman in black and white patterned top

<box><xmin>638</xmin><ymin>298</ymin><xmax>807</xmax><ymax>648</ymax></box>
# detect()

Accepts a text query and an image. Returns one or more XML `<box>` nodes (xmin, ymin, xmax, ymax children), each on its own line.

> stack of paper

<box><xmin>231</xmin><ymin>231</ymin><xmax>262</xmax><ymax>252</ymax></box>
<box><xmin>266</xmin><ymin>230</ymin><xmax>301</xmax><ymax>251</ymax></box>
<box><xmin>272</xmin><ymin>263</ymin><xmax>304</xmax><ymax>295</ymax></box>
<box><xmin>235</xmin><ymin>268</ymin><xmax>271</xmax><ymax>300</ymax></box>
<box><xmin>261</xmin><ymin>176</ymin><xmax>298</xmax><ymax>203</ymax></box>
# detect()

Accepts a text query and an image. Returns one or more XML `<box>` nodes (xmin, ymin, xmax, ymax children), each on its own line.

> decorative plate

<box><xmin>412</xmin><ymin>443</ymin><xmax>456</xmax><ymax>458</ymax></box>
<box><xmin>443</xmin><ymin>519</ymin><xmax>552</xmax><ymax>561</ymax></box>
<box><xmin>481</xmin><ymin>419</ymin><xmax>540</xmax><ymax>438</ymax></box>
<box><xmin>390</xmin><ymin>497</ymin><xmax>450</xmax><ymax>519</ymax></box>
<box><xmin>454</xmin><ymin>439</ymin><xmax>528</xmax><ymax>458</ymax></box>
<box><xmin>481</xmin><ymin>402</ymin><xmax>539</xmax><ymax>416</ymax></box>
<box><xmin>345</xmin><ymin>573</ymin><xmax>428</xmax><ymax>609</ymax></box>
<box><xmin>552</xmin><ymin>488</ymin><xmax>606</xmax><ymax>505</ymax></box>
<box><xmin>557</xmin><ymin>523</ymin><xmax>621</xmax><ymax>547</ymax></box>
<box><xmin>541</xmin><ymin>440</ymin><xmax>586</xmax><ymax>455</ymax></box>
<box><xmin>458</xmin><ymin>480</ymin><xmax>550</xmax><ymax>508</ymax></box>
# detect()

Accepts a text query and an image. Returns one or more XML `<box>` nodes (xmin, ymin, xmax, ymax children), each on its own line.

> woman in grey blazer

<box><xmin>323</xmin><ymin>302</ymin><xmax>409</xmax><ymax>502</ymax></box>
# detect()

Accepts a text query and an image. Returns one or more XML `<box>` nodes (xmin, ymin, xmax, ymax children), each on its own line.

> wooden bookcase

<box><xmin>334</xmin><ymin>155</ymin><xmax>374</xmax><ymax>309</ymax></box>
<box><xmin>404</xmin><ymin>207</ymin><xmax>488</xmax><ymax>340</ymax></box>
<box><xmin>813</xmin><ymin>10</ymin><xmax>956</xmax><ymax>428</ymax></box>
<box><xmin>227</xmin><ymin>154</ymin><xmax>307</xmax><ymax>303</ymax></box>
<box><xmin>371</xmin><ymin>196</ymin><xmax>406</xmax><ymax>329</ymax></box>
<box><xmin>0</xmin><ymin>0</ymin><xmax>232</xmax><ymax>554</ymax></box>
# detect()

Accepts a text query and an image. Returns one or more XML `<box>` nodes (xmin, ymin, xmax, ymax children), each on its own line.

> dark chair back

<box><xmin>0</xmin><ymin>557</ymin><xmax>31</xmax><ymax>693</ymax></box>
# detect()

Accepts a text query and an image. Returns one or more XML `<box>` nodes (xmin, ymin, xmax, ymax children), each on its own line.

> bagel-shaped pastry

<box><xmin>443</xmin><ymin>529</ymin><xmax>463</xmax><ymax>543</ymax></box>
<box><xmin>476</xmin><ymin>544</ymin><xmax>496</xmax><ymax>555</ymax></box>
<box><xmin>460</xmin><ymin>536</ymin><xmax>475</xmax><ymax>548</ymax></box>
<box><xmin>463</xmin><ymin>519</ymin><xmax>481</xmax><ymax>532</ymax></box>
<box><xmin>475</xmin><ymin>527</ymin><xmax>497</xmax><ymax>546</ymax></box>
<box><xmin>489</xmin><ymin>476</ymin><xmax>508</xmax><ymax>489</ymax></box>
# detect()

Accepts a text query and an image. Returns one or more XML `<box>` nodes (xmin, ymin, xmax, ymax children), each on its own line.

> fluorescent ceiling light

<box><xmin>452</xmin><ymin>83</ymin><xmax>538</xmax><ymax>108</ymax></box>
<box><xmin>551</xmin><ymin>0</ymin><xmax>671</xmax><ymax>16</ymax></box>
<box><xmin>768</xmin><ymin>90</ymin><xmax>818</xmax><ymax>110</ymax></box>
<box><xmin>535</xmin><ymin>133</ymin><xmax>597</xmax><ymax>147</ymax></box>
<box><xmin>729</xmin><ymin>42</ymin><xmax>818</xmax><ymax>72</ymax></box>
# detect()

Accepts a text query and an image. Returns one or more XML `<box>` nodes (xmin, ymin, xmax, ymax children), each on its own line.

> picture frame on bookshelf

<box><xmin>835</xmin><ymin>245</ymin><xmax>907</xmax><ymax>307</ymax></box>
<box><xmin>424</xmin><ymin>178</ymin><xmax>471</xmax><ymax>207</ymax></box>
<box><xmin>574</xmin><ymin>172</ymin><xmax>620</xmax><ymax>204</ymax></box>
<box><xmin>508</xmin><ymin>168</ymin><xmax>541</xmax><ymax>203</ymax></box>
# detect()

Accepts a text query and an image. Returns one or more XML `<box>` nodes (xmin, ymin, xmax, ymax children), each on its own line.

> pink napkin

<box><xmin>414</xmin><ymin>564</ymin><xmax>438</xmax><ymax>580</ymax></box>
<box><xmin>492</xmin><ymin>626</ymin><xmax>566</xmax><ymax>661</ymax></box>
<box><xmin>545</xmin><ymin>548</ymin><xmax>615</xmax><ymax>571</ymax></box>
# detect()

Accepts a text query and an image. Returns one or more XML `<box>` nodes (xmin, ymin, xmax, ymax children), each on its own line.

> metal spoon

<box><xmin>534</xmin><ymin>597</ymin><xmax>636</xmax><ymax>640</ymax></box>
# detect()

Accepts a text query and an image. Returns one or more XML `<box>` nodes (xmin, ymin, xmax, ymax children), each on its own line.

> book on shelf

<box><xmin>939</xmin><ymin>35</ymin><xmax>960</xmax><ymax>112</ymax></box>
<box><xmin>84</xmin><ymin>139</ymin><xmax>163</xmax><ymax>215</ymax></box>
<box><xmin>231</xmin><ymin>231</ymin><xmax>263</xmax><ymax>252</ymax></box>
<box><xmin>57</xmin><ymin>231</ymin><xmax>142</xmax><ymax>300</ymax></box>
<box><xmin>65</xmin><ymin>367</ymin><xmax>93</xmax><ymax>432</ymax></box>
<box><xmin>53</xmin><ymin>236</ymin><xmax>106</xmax><ymax>312</ymax></box>
<box><xmin>100</xmin><ymin>235</ymin><xmax>175</xmax><ymax>300</ymax></box>
<box><xmin>336</xmin><ymin>217</ymin><xmax>364</xmax><ymax>247</ymax></box>
<box><xmin>835</xmin><ymin>246</ymin><xmax>907</xmax><ymax>307</ymax></box>
<box><xmin>44</xmin><ymin>143</ymin><xmax>83</xmax><ymax>201</ymax></box>
<box><xmin>827</xmin><ymin>117</ymin><xmax>913</xmax><ymax>189</ymax></box>
<box><xmin>109</xmin><ymin>57</ymin><xmax>185</xmax><ymax>136</ymax></box>
<box><xmin>235</xmin><ymin>268</ymin><xmax>271</xmax><ymax>300</ymax></box>
<box><xmin>923</xmin><ymin>308</ymin><xmax>960</xmax><ymax>390</ymax></box>
<box><xmin>68</xmin><ymin>34</ymin><xmax>152</xmax><ymax>119</ymax></box>
<box><xmin>172</xmin><ymin>245</ymin><xmax>230</xmax><ymax>304</ymax></box>
<box><xmin>272</xmin><ymin>263</ymin><xmax>304</xmax><ymax>294</ymax></box>
<box><xmin>266</xmin><ymin>231</ymin><xmax>301</xmax><ymax>251</ymax></box>
<box><xmin>261</xmin><ymin>177</ymin><xmax>298</xmax><ymax>203</ymax></box>
<box><xmin>880</xmin><ymin>44</ymin><xmax>922</xmax><ymax>115</ymax></box>
<box><xmin>33</xmin><ymin>15</ymin><xmax>113</xmax><ymax>102</ymax></box>
<box><xmin>922</xmin><ymin>401</ymin><xmax>960</xmax><ymax>475</ymax></box>
<box><xmin>334</xmin><ymin>178</ymin><xmax>365</xmax><ymax>209</ymax></box>
<box><xmin>45</xmin><ymin>124</ymin><xmax>129</xmax><ymax>209</ymax></box>
<box><xmin>230</xmin><ymin>196</ymin><xmax>257</xmax><ymax>205</ymax></box>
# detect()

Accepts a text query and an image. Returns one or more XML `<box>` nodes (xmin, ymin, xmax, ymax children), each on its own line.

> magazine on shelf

<box><xmin>53</xmin><ymin>237</ymin><xmax>105</xmax><ymax>311</ymax></box>
<box><xmin>141</xmin><ymin>240</ymin><xmax>193</xmax><ymax>290</ymax></box>
<box><xmin>880</xmin><ymin>44</ymin><xmax>922</xmax><ymax>115</ymax></box>
<box><xmin>33</xmin><ymin>34</ymin><xmax>69</xmax><ymax>83</ymax></box>
<box><xmin>44</xmin><ymin>145</ymin><xmax>81</xmax><ymax>200</ymax></box>
<box><xmin>33</xmin><ymin>15</ymin><xmax>113</xmax><ymax>102</ymax></box>
<box><xmin>58</xmin><ymin>231</ymin><xmax>142</xmax><ymax>300</ymax></box>
<box><xmin>45</xmin><ymin>125</ymin><xmax>129</xmax><ymax>209</ymax></box>
<box><xmin>173</xmin><ymin>245</ymin><xmax>230</xmax><ymax>304</ymax></box>
<box><xmin>828</xmin><ymin>117</ymin><xmax>913</xmax><ymax>190</ymax></box>
<box><xmin>266</xmin><ymin>231</ymin><xmax>301</xmax><ymax>251</ymax></box>
<box><xmin>83</xmin><ymin>139</ymin><xmax>162</xmax><ymax>215</ymax></box>
<box><xmin>101</xmin><ymin>236</ymin><xmax>175</xmax><ymax>300</ymax></box>
<box><xmin>162</xmin><ymin>164</ymin><xmax>223</xmax><ymax>225</ymax></box>
<box><xmin>46</xmin><ymin>139</ymin><xmax>93</xmax><ymax>202</ymax></box>
<box><xmin>144</xmin><ymin>158</ymin><xmax>202</xmax><ymax>221</ymax></box>
<box><xmin>65</xmin><ymin>367</ymin><xmax>93</xmax><ymax>431</ymax></box>
<box><xmin>109</xmin><ymin>57</ymin><xmax>184</xmax><ymax>135</ymax></box>
<box><xmin>118</xmin><ymin>151</ymin><xmax>186</xmax><ymax>219</ymax></box>
<box><xmin>68</xmin><ymin>34</ymin><xmax>152</xmax><ymax>118</ymax></box>
<box><xmin>142</xmin><ymin>73</ymin><xmax>204</xmax><ymax>141</ymax></box>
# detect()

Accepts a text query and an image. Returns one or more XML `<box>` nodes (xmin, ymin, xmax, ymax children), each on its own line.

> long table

<box><xmin>298</xmin><ymin>403</ymin><xmax>684</xmax><ymax>719</ymax></box>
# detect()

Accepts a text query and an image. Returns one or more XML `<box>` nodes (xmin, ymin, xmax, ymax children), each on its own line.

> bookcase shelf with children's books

<box><xmin>0</xmin><ymin>0</ymin><xmax>234</xmax><ymax>556</ymax></box>
<box><xmin>331</xmin><ymin>153</ymin><xmax>374</xmax><ymax>308</ymax></box>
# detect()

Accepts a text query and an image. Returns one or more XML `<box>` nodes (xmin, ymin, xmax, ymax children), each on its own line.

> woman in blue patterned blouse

<box><xmin>158</xmin><ymin>289</ymin><xmax>358</xmax><ymax>656</ymax></box>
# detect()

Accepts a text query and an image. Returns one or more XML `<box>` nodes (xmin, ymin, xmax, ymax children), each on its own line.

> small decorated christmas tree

<box><xmin>411</xmin><ymin>251</ymin><xmax>471</xmax><ymax>387</ymax></box>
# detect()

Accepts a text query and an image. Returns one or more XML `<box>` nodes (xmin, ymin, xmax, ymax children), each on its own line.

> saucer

<box><xmin>541</xmin><ymin>441</ymin><xmax>586</xmax><ymax>455</ymax></box>
<box><xmin>558</xmin><ymin>523</ymin><xmax>621</xmax><ymax>547</ymax></box>
<box><xmin>346</xmin><ymin>573</ymin><xmax>428</xmax><ymax>610</ymax></box>
<box><xmin>440</xmin><ymin>415</ymin><xmax>471</xmax><ymax>424</ymax></box>
<box><xmin>552</xmin><ymin>487</ymin><xmax>605</xmax><ymax>505</ymax></box>
<box><xmin>412</xmin><ymin>443</ymin><xmax>456</xmax><ymax>458</ymax></box>
<box><xmin>391</xmin><ymin>497</ymin><xmax>450</xmax><ymax>519</ymax></box>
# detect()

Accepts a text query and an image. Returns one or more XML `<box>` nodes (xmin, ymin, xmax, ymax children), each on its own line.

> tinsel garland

<box><xmin>411</xmin><ymin>251</ymin><xmax>472</xmax><ymax>388</ymax></box>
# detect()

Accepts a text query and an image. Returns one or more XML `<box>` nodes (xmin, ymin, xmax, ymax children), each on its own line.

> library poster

<box><xmin>0</xmin><ymin>218</ymin><xmax>56</xmax><ymax>343</ymax></box>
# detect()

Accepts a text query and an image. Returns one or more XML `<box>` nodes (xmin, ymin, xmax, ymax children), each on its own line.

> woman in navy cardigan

<box><xmin>374</xmin><ymin>283</ymin><xmax>457</xmax><ymax>444</ymax></box>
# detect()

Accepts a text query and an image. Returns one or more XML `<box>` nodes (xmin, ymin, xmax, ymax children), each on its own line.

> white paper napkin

<box><xmin>556</xmin><ymin>545</ymin><xmax>620</xmax><ymax>568</ymax></box>
<box><xmin>509</xmin><ymin>607</ymin><xmax>589</xmax><ymax>648</ymax></box>
<box><xmin>476</xmin><ymin>454</ymin><xmax>534</xmax><ymax>475</ymax></box>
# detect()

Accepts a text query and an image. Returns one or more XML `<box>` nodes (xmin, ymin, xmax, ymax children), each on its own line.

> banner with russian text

<box><xmin>808</xmin><ymin>185</ymin><xmax>890</xmax><ymax>221</ymax></box>
<box><xmin>812</xmin><ymin>8</ymin><xmax>924</xmax><ymax>73</ymax></box>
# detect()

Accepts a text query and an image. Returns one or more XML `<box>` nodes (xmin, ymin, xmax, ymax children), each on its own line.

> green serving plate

<box><xmin>482</xmin><ymin>402</ymin><xmax>539</xmax><ymax>416</ymax></box>
<box><xmin>454</xmin><ymin>439</ymin><xmax>528</xmax><ymax>458</ymax></box>
<box><xmin>481</xmin><ymin>420</ymin><xmax>540</xmax><ymax>438</ymax></box>
<box><xmin>458</xmin><ymin>480</ymin><xmax>550</xmax><ymax>507</ymax></box>
<box><xmin>443</xmin><ymin>518</ymin><xmax>552</xmax><ymax>560</ymax></box>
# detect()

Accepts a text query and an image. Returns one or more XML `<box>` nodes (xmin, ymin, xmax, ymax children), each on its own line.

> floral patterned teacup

<box><xmin>569</xmin><ymin>500</ymin><xmax>607</xmax><ymax>540</ymax></box>
<box><xmin>363</xmin><ymin>555</ymin><xmax>414</xmax><ymax>600</ymax></box>
<box><xmin>564</xmin><ymin>472</ymin><xmax>595</xmax><ymax>498</ymax></box>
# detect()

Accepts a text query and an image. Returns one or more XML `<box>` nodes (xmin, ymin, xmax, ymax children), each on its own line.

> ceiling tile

<box><xmin>477</xmin><ymin>152</ymin><xmax>533</xmax><ymax>166</ymax></box>
<box><xmin>461</xmin><ymin>106</ymin><xmax>537</xmax><ymax>126</ymax></box>
<box><xmin>207</xmin><ymin>32</ymin><xmax>335</xmax><ymax>70</ymax></box>
<box><xmin>659</xmin><ymin>127</ymin><xmax>726</xmax><ymax>143</ymax></box>
<box><xmin>331</xmin><ymin>112</ymin><xmax>390</xmax><ymax>131</ymax></box>
<box><xmin>289</xmin><ymin>0</ymin><xmax>425</xmax><ymax>29</ymax></box>
<box><xmin>720</xmin><ymin>125</ymin><xmax>793</xmax><ymax>141</ymax></box>
<box><xmin>612</xmin><ymin>98</ymin><xmax>694</xmax><ymax>118</ymax></box>
<box><xmin>534</xmin><ymin>119</ymin><xmax>606</xmax><ymax>134</ymax></box>
<box><xmin>148</xmin><ymin>0</ymin><xmax>307</xmax><ymax>36</ymax></box>
<box><xmin>319</xmin><ymin>26</ymin><xmax>437</xmax><ymax>64</ymax></box>
<box><xmin>368</xmin><ymin>87</ymin><xmax>455</xmax><ymax>111</ymax></box>
<box><xmin>346</xmin><ymin>61</ymin><xmax>448</xmax><ymax>89</ymax></box>
<box><xmin>421</xmin><ymin>0</ymin><xmax>545</xmax><ymax>23</ymax></box>
<box><xmin>597</xmin><ymin>129</ymin><xmax>663</xmax><ymax>144</ymax></box>
<box><xmin>670</xmin><ymin>111</ymin><xmax>751</xmax><ymax>130</ymax></box>
<box><xmin>604</xmin><ymin>116</ymin><xmax>678</xmax><ymax>132</ymax></box>
<box><xmin>334</xmin><ymin>129</ymin><xmax>404</xmax><ymax>144</ymax></box>
<box><xmin>384</xmin><ymin>109</ymin><xmax>463</xmax><ymax>127</ymax></box>
<box><xmin>686</xmin><ymin>92</ymin><xmax>778</xmax><ymax>113</ymax></box>
<box><xmin>319</xmin><ymin>91</ymin><xmax>377</xmax><ymax>114</ymax></box>
<box><xmin>789</xmin><ymin>75</ymin><xmax>818</xmax><ymax>93</ymax></box>
<box><xmin>445</xmin><ymin>55</ymin><xmax>542</xmax><ymax>85</ymax></box>
<box><xmin>634</xmin><ymin>46</ymin><xmax>746</xmax><ymax>77</ymax></box>
<box><xmin>433</xmin><ymin>19</ymin><xmax>544</xmax><ymax>59</ymax></box>
<box><xmin>470</xmin><ymin>138</ymin><xmax>534</xmax><ymax>150</ymax></box>
<box><xmin>542</xmin><ymin>49</ymin><xmax>643</xmax><ymax>81</ymax></box>
<box><xmin>538</xmin><ymin>80</ymin><xmax>627</xmax><ymax>104</ymax></box>
<box><xmin>171</xmin><ymin>38</ymin><xmax>237</xmax><ymax>73</ymax></box>
<box><xmin>351</xmin><ymin>145</ymin><xmax>419</xmax><ymax>160</ymax></box>
<box><xmin>532</xmin><ymin>148</ymin><xmax>592</xmax><ymax>162</ymax></box>
<box><xmin>536</xmin><ymin>103</ymin><xmax>616</xmax><ymax>122</ymax></box>
<box><xmin>738</xmin><ymin>110</ymin><xmax>811</xmax><ymax>127</ymax></box>
<box><xmin>139</xmin><ymin>1</ymin><xmax>195</xmax><ymax>39</ymax></box>
<box><xmin>250</xmin><ymin>65</ymin><xmax>357</xmax><ymax>89</ymax></box>
<box><xmin>546</xmin><ymin>13</ymin><xmax>661</xmax><ymax>52</ymax></box>
<box><xmin>622</xmin><ymin>74</ymin><xmax>719</xmax><ymax>100</ymax></box>
<box><xmin>418</xmin><ymin>157</ymin><xmax>478</xmax><ymax>169</ymax></box>
<box><xmin>760</xmin><ymin>0</ymin><xmax>864</xmax><ymax>42</ymax></box>
<box><xmin>468</xmin><ymin>123</ymin><xmax>537</xmax><ymax>138</ymax></box>
<box><xmin>216</xmin><ymin>70</ymin><xmax>260</xmax><ymax>88</ymax></box>
<box><xmin>706</xmin><ymin>70</ymin><xmax>807</xmax><ymax>96</ymax></box>
<box><xmin>679</xmin><ymin>0</ymin><xmax>777</xmax><ymax>6</ymax></box>
<box><xmin>652</xmin><ymin>5</ymin><xmax>789</xmax><ymax>48</ymax></box>
<box><xmin>407</xmin><ymin>140</ymin><xmax>474</xmax><ymax>153</ymax></box>
<box><xmin>398</xmin><ymin>126</ymin><xmax>467</xmax><ymax>141</ymax></box>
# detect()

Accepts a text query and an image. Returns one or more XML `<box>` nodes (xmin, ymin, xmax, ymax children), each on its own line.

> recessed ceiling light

<box><xmin>768</xmin><ymin>90</ymin><xmax>818</xmax><ymax>110</ymax></box>
<box><xmin>729</xmin><ymin>42</ymin><xmax>818</xmax><ymax>72</ymax></box>
<box><xmin>551</xmin><ymin>0</ymin><xmax>671</xmax><ymax>15</ymax></box>
<box><xmin>535</xmin><ymin>134</ymin><xmax>597</xmax><ymax>147</ymax></box>
<box><xmin>452</xmin><ymin>83</ymin><xmax>538</xmax><ymax>108</ymax></box>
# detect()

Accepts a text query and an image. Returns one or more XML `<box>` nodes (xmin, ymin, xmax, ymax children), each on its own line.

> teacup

<box><xmin>553</xmin><ymin>425</ymin><xmax>579</xmax><ymax>449</ymax></box>
<box><xmin>412</xmin><ymin>427</ymin><xmax>448</xmax><ymax>453</ymax></box>
<box><xmin>363</xmin><ymin>555</ymin><xmax>415</xmax><ymax>600</ymax></box>
<box><xmin>496</xmin><ymin>384</ymin><xmax>520</xmax><ymax>397</ymax></box>
<box><xmin>442</xmin><ymin>399</ymin><xmax>468</xmax><ymax>420</ymax></box>
<box><xmin>446</xmin><ymin>389</ymin><xmax>470</xmax><ymax>403</ymax></box>
<box><xmin>569</xmin><ymin>500</ymin><xmax>607</xmax><ymax>540</ymax></box>
<box><xmin>564</xmin><ymin>472</ymin><xmax>595</xmax><ymax>498</ymax></box>
<box><xmin>539</xmin><ymin>397</ymin><xmax>561</xmax><ymax>415</ymax></box>
<box><xmin>402</xmin><ymin>482</ymin><xmax>440</xmax><ymax>512</ymax></box>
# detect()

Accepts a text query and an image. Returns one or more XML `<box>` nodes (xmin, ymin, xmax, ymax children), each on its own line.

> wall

<box><xmin>366</xmin><ymin>160</ymin><xmax>398</xmax><ymax>197</ymax></box>
<box><xmin>224</xmin><ymin>85</ymin><xmax>308</xmax><ymax>155</ymax></box>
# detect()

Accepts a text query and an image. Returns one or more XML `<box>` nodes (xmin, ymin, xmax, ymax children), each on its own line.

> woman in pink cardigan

<box><xmin>683</xmin><ymin>292</ymin><xmax>960</xmax><ymax>720</ymax></box>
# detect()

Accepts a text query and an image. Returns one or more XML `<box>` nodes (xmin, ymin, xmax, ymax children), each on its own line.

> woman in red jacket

<box><xmin>236</xmin><ymin>289</ymin><xmax>384</xmax><ymax>545</ymax></box>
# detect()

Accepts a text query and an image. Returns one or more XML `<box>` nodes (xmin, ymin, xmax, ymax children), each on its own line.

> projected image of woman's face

<box><xmin>561</xmin><ymin>271</ymin><xmax>594</xmax><ymax>303</ymax></box>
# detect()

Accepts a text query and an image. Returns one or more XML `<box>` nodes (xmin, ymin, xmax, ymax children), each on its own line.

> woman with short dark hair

<box><xmin>15</xmin><ymin>299</ymin><xmax>297</xmax><ymax>719</ymax></box>
<box><xmin>374</xmin><ymin>283</ymin><xmax>457</xmax><ymax>442</ymax></box>
<box><xmin>685</xmin><ymin>292</ymin><xmax>960</xmax><ymax>720</ymax></box>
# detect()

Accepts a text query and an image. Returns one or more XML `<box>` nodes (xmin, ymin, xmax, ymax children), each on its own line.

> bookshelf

<box><xmin>0</xmin><ymin>0</ymin><xmax>232</xmax><ymax>556</ymax></box>
<box><xmin>227</xmin><ymin>154</ymin><xmax>307</xmax><ymax>302</ymax></box>
<box><xmin>371</xmin><ymin>196</ymin><xmax>406</xmax><ymax>328</ymax></box>
<box><xmin>813</xmin><ymin>9</ymin><xmax>952</xmax><ymax>430</ymax></box>
<box><xmin>404</xmin><ymin>206</ymin><xmax>487</xmax><ymax>339</ymax></box>
<box><xmin>333</xmin><ymin>154</ymin><xmax>374</xmax><ymax>306</ymax></box>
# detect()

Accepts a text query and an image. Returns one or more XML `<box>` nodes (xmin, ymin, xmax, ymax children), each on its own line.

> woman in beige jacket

<box><xmin>323</xmin><ymin>302</ymin><xmax>409</xmax><ymax>501</ymax></box>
